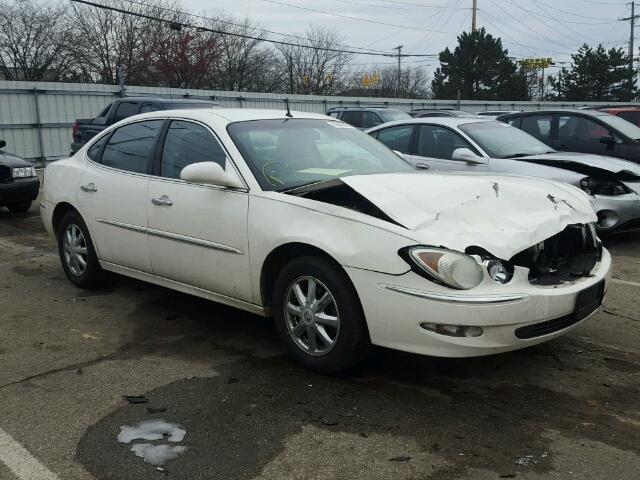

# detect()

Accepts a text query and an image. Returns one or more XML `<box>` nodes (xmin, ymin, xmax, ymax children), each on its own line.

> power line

<box><xmin>257</xmin><ymin>0</ymin><xmax>459</xmax><ymax>34</ymax></box>
<box><xmin>69</xmin><ymin>0</ymin><xmax>441</xmax><ymax>58</ymax></box>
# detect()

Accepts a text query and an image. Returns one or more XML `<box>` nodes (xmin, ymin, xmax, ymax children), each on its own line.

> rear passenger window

<box><xmin>160</xmin><ymin>120</ymin><xmax>227</xmax><ymax>179</ymax></box>
<box><xmin>87</xmin><ymin>135</ymin><xmax>108</xmax><ymax>161</ymax></box>
<box><xmin>521</xmin><ymin>115</ymin><xmax>552</xmax><ymax>139</ymax></box>
<box><xmin>377</xmin><ymin>126</ymin><xmax>414</xmax><ymax>154</ymax></box>
<box><xmin>340</xmin><ymin>111</ymin><xmax>363</xmax><ymax>128</ymax></box>
<box><xmin>361</xmin><ymin>112</ymin><xmax>383</xmax><ymax>129</ymax></box>
<box><xmin>101</xmin><ymin>121</ymin><xmax>163</xmax><ymax>174</ymax></box>
<box><xmin>140</xmin><ymin>103</ymin><xmax>160</xmax><ymax>113</ymax></box>
<box><xmin>114</xmin><ymin>102</ymin><xmax>140</xmax><ymax>122</ymax></box>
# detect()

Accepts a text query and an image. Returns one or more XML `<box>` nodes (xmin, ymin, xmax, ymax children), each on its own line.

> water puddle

<box><xmin>118</xmin><ymin>420</ymin><xmax>187</xmax><ymax>466</ymax></box>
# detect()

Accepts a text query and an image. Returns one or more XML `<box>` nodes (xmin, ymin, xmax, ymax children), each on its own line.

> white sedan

<box><xmin>41</xmin><ymin>109</ymin><xmax>611</xmax><ymax>373</ymax></box>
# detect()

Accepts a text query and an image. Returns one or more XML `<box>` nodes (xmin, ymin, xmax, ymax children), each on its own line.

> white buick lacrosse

<box><xmin>41</xmin><ymin>109</ymin><xmax>611</xmax><ymax>373</ymax></box>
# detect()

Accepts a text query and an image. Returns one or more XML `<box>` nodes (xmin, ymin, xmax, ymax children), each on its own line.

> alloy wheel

<box><xmin>62</xmin><ymin>224</ymin><xmax>88</xmax><ymax>276</ymax></box>
<box><xmin>284</xmin><ymin>276</ymin><xmax>340</xmax><ymax>356</ymax></box>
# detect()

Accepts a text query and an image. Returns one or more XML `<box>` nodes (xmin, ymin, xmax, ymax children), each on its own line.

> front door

<box><xmin>146</xmin><ymin>119</ymin><xmax>252</xmax><ymax>301</ymax></box>
<box><xmin>405</xmin><ymin>124</ymin><xmax>489</xmax><ymax>172</ymax></box>
<box><xmin>78</xmin><ymin>120</ymin><xmax>163</xmax><ymax>273</ymax></box>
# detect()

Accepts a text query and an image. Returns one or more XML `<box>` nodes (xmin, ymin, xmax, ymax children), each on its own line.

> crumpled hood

<box><xmin>341</xmin><ymin>172</ymin><xmax>597</xmax><ymax>260</ymax></box>
<box><xmin>520</xmin><ymin>152</ymin><xmax>640</xmax><ymax>177</ymax></box>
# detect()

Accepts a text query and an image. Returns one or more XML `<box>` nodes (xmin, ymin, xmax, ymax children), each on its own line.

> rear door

<box><xmin>146</xmin><ymin>119</ymin><xmax>252</xmax><ymax>300</ymax></box>
<box><xmin>78</xmin><ymin>119</ymin><xmax>163</xmax><ymax>272</ymax></box>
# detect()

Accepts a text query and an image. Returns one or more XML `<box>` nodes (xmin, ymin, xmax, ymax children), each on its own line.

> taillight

<box><xmin>72</xmin><ymin>122</ymin><xmax>78</xmax><ymax>139</ymax></box>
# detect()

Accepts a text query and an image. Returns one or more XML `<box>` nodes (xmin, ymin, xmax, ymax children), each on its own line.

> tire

<box><xmin>7</xmin><ymin>201</ymin><xmax>31</xmax><ymax>213</ymax></box>
<box><xmin>273</xmin><ymin>256</ymin><xmax>370</xmax><ymax>374</ymax></box>
<box><xmin>57</xmin><ymin>210</ymin><xmax>106</xmax><ymax>289</ymax></box>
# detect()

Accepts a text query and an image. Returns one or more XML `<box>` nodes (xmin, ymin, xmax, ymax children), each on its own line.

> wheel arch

<box><xmin>260</xmin><ymin>242</ymin><xmax>355</xmax><ymax>310</ymax></box>
<box><xmin>52</xmin><ymin>202</ymin><xmax>81</xmax><ymax>239</ymax></box>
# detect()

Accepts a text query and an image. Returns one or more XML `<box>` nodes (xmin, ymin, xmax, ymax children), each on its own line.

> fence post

<box><xmin>33</xmin><ymin>88</ymin><xmax>45</xmax><ymax>167</ymax></box>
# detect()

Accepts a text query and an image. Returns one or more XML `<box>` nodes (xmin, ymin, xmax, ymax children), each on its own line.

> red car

<box><xmin>596</xmin><ymin>106</ymin><xmax>640</xmax><ymax>127</ymax></box>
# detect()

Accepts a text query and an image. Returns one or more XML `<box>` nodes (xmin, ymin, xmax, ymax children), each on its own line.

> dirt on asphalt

<box><xmin>0</xmin><ymin>206</ymin><xmax>639</xmax><ymax>480</ymax></box>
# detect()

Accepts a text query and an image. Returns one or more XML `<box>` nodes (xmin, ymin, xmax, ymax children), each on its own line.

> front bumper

<box><xmin>0</xmin><ymin>177</ymin><xmax>40</xmax><ymax>206</ymax></box>
<box><xmin>345</xmin><ymin>248</ymin><xmax>612</xmax><ymax>358</ymax></box>
<box><xmin>593</xmin><ymin>190</ymin><xmax>640</xmax><ymax>232</ymax></box>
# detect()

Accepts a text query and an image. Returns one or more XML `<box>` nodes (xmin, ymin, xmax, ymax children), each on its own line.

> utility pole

<box><xmin>472</xmin><ymin>0</ymin><xmax>478</xmax><ymax>32</ymax></box>
<box><xmin>394</xmin><ymin>45</ymin><xmax>403</xmax><ymax>98</ymax></box>
<box><xmin>620</xmin><ymin>1</ymin><xmax>639</xmax><ymax>98</ymax></box>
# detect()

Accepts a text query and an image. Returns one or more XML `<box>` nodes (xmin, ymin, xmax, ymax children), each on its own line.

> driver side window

<box><xmin>416</xmin><ymin>125</ymin><xmax>476</xmax><ymax>160</ymax></box>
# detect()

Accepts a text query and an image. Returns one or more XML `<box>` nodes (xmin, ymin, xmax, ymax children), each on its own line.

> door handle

<box><xmin>151</xmin><ymin>195</ymin><xmax>173</xmax><ymax>207</ymax></box>
<box><xmin>80</xmin><ymin>183</ymin><xmax>97</xmax><ymax>193</ymax></box>
<box><xmin>415</xmin><ymin>162</ymin><xmax>430</xmax><ymax>170</ymax></box>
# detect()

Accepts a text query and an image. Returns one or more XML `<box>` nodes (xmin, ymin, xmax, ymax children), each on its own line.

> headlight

<box><xmin>580</xmin><ymin>177</ymin><xmax>629</xmax><ymax>196</ymax></box>
<box><xmin>12</xmin><ymin>166</ymin><xmax>35</xmax><ymax>178</ymax></box>
<box><xmin>402</xmin><ymin>247</ymin><xmax>484</xmax><ymax>290</ymax></box>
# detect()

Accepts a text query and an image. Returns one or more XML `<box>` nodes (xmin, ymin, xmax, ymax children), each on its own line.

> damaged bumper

<box><xmin>592</xmin><ymin>189</ymin><xmax>640</xmax><ymax>233</ymax></box>
<box><xmin>345</xmin><ymin>248</ymin><xmax>612</xmax><ymax>358</ymax></box>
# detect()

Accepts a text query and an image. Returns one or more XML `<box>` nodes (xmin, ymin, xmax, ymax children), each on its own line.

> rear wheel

<box><xmin>57</xmin><ymin>211</ymin><xmax>106</xmax><ymax>289</ymax></box>
<box><xmin>7</xmin><ymin>201</ymin><xmax>31</xmax><ymax>213</ymax></box>
<box><xmin>273</xmin><ymin>256</ymin><xmax>370</xmax><ymax>374</ymax></box>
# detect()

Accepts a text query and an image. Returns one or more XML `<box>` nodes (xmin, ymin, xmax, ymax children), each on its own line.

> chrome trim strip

<box><xmin>96</xmin><ymin>218</ymin><xmax>146</xmax><ymax>234</ymax></box>
<box><xmin>383</xmin><ymin>285</ymin><xmax>528</xmax><ymax>304</ymax></box>
<box><xmin>147</xmin><ymin>228</ymin><xmax>244</xmax><ymax>255</ymax></box>
<box><xmin>96</xmin><ymin>219</ymin><xmax>243</xmax><ymax>254</ymax></box>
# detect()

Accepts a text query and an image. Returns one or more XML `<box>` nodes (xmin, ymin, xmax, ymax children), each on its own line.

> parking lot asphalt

<box><xmin>0</xmin><ymin>204</ymin><xmax>639</xmax><ymax>480</ymax></box>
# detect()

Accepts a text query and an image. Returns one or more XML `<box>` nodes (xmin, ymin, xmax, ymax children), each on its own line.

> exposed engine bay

<box><xmin>510</xmin><ymin>223</ymin><xmax>601</xmax><ymax>285</ymax></box>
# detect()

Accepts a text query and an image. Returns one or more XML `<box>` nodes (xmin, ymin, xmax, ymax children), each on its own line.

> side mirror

<box><xmin>180</xmin><ymin>161</ymin><xmax>244</xmax><ymax>189</ymax></box>
<box><xmin>600</xmin><ymin>135</ymin><xmax>616</xmax><ymax>149</ymax></box>
<box><xmin>452</xmin><ymin>148</ymin><xmax>487</xmax><ymax>164</ymax></box>
<box><xmin>0</xmin><ymin>140</ymin><xmax>6</xmax><ymax>149</ymax></box>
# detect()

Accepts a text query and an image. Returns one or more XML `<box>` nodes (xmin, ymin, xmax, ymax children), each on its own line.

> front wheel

<box><xmin>57</xmin><ymin>211</ymin><xmax>106</xmax><ymax>289</ymax></box>
<box><xmin>273</xmin><ymin>256</ymin><xmax>370</xmax><ymax>374</ymax></box>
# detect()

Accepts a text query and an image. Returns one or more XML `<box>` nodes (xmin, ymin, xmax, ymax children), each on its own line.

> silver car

<box><xmin>367</xmin><ymin>118</ymin><xmax>640</xmax><ymax>233</ymax></box>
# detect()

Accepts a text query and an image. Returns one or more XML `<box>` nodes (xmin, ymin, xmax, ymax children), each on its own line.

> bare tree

<box><xmin>0</xmin><ymin>0</ymin><xmax>78</xmax><ymax>81</ymax></box>
<box><xmin>277</xmin><ymin>27</ymin><xmax>352</xmax><ymax>95</ymax></box>
<box><xmin>344</xmin><ymin>65</ymin><xmax>431</xmax><ymax>98</ymax></box>
<box><xmin>69</xmin><ymin>0</ymin><xmax>177</xmax><ymax>85</ymax></box>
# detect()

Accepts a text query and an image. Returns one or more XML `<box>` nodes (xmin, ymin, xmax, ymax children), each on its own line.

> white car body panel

<box><xmin>41</xmin><ymin>109</ymin><xmax>612</xmax><ymax>359</ymax></box>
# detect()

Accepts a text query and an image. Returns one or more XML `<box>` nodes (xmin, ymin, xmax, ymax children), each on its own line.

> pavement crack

<box><xmin>603</xmin><ymin>309</ymin><xmax>640</xmax><ymax>323</ymax></box>
<box><xmin>0</xmin><ymin>356</ymin><xmax>110</xmax><ymax>390</ymax></box>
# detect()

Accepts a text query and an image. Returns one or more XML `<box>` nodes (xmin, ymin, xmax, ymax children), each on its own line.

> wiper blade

<box><xmin>503</xmin><ymin>153</ymin><xmax>530</xmax><ymax>159</ymax></box>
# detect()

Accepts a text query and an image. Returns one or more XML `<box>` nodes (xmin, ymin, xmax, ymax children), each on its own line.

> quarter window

<box><xmin>101</xmin><ymin>120</ymin><xmax>163</xmax><ymax>174</ymax></box>
<box><xmin>160</xmin><ymin>120</ymin><xmax>227</xmax><ymax>179</ymax></box>
<box><xmin>377</xmin><ymin>125</ymin><xmax>414</xmax><ymax>154</ymax></box>
<box><xmin>87</xmin><ymin>134</ymin><xmax>108</xmax><ymax>161</ymax></box>
<box><xmin>340</xmin><ymin>111</ymin><xmax>363</xmax><ymax>128</ymax></box>
<box><xmin>113</xmin><ymin>102</ymin><xmax>140</xmax><ymax>122</ymax></box>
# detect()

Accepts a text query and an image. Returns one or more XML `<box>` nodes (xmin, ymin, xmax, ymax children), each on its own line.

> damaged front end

<box><xmin>508</xmin><ymin>223</ymin><xmax>602</xmax><ymax>285</ymax></box>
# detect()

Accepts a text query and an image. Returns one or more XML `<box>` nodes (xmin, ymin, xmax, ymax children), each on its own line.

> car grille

<box><xmin>515</xmin><ymin>280</ymin><xmax>604</xmax><ymax>339</ymax></box>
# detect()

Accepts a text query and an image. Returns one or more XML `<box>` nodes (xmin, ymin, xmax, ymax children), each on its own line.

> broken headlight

<box><xmin>402</xmin><ymin>247</ymin><xmax>484</xmax><ymax>290</ymax></box>
<box><xmin>580</xmin><ymin>177</ymin><xmax>629</xmax><ymax>196</ymax></box>
<box><xmin>484</xmin><ymin>259</ymin><xmax>511</xmax><ymax>284</ymax></box>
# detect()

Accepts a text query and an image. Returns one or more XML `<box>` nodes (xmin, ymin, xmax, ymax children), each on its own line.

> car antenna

<box><xmin>285</xmin><ymin>98</ymin><xmax>293</xmax><ymax>118</ymax></box>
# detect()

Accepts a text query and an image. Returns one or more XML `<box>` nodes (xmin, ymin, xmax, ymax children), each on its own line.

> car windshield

<box><xmin>227</xmin><ymin>119</ymin><xmax>413</xmax><ymax>191</ymax></box>
<box><xmin>381</xmin><ymin>110</ymin><xmax>411</xmax><ymax>121</ymax></box>
<box><xmin>598</xmin><ymin>113</ymin><xmax>640</xmax><ymax>140</ymax></box>
<box><xmin>459</xmin><ymin>121</ymin><xmax>553</xmax><ymax>158</ymax></box>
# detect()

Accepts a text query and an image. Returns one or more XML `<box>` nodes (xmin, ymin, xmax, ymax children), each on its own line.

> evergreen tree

<box><xmin>548</xmin><ymin>44</ymin><xmax>634</xmax><ymax>101</ymax></box>
<box><xmin>431</xmin><ymin>28</ymin><xmax>527</xmax><ymax>100</ymax></box>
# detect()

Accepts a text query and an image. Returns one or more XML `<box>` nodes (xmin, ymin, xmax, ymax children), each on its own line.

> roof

<box><xmin>366</xmin><ymin>116</ymin><xmax>492</xmax><ymax>131</ymax></box>
<box><xmin>498</xmin><ymin>108</ymin><xmax>613</xmax><ymax>118</ymax></box>
<box><xmin>131</xmin><ymin>108</ymin><xmax>331</xmax><ymax>123</ymax></box>
<box><xmin>326</xmin><ymin>106</ymin><xmax>402</xmax><ymax>112</ymax></box>
<box><xmin>120</xmin><ymin>96</ymin><xmax>219</xmax><ymax>105</ymax></box>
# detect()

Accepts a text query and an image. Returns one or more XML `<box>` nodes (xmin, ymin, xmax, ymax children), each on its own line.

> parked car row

<box><xmin>40</xmin><ymin>106</ymin><xmax>613</xmax><ymax>374</ymax></box>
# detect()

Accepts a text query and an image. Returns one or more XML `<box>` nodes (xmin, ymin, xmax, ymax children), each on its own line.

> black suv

<box><xmin>498</xmin><ymin>109</ymin><xmax>640</xmax><ymax>163</ymax></box>
<box><xmin>327</xmin><ymin>107</ymin><xmax>410</xmax><ymax>129</ymax></box>
<box><xmin>0</xmin><ymin>140</ymin><xmax>39</xmax><ymax>213</ymax></box>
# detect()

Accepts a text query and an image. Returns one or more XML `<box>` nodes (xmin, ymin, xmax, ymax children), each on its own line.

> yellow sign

<box><xmin>361</xmin><ymin>72</ymin><xmax>380</xmax><ymax>87</ymax></box>
<box><xmin>518</xmin><ymin>58</ymin><xmax>553</xmax><ymax>69</ymax></box>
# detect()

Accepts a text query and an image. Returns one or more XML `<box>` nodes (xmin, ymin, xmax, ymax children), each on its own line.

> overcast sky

<box><xmin>187</xmin><ymin>0</ymin><xmax>633</xmax><ymax>73</ymax></box>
